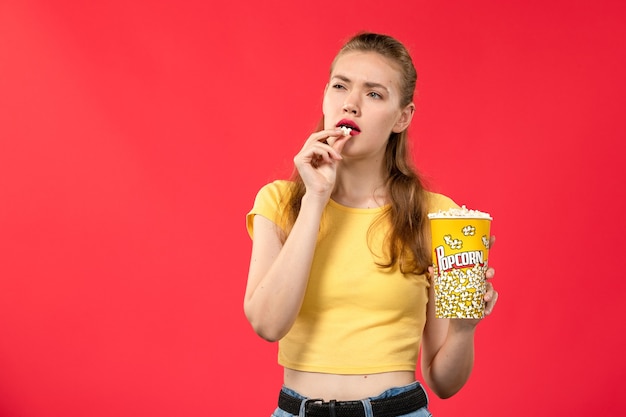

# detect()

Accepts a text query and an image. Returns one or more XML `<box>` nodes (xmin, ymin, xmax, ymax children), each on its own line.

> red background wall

<box><xmin>1</xmin><ymin>1</ymin><xmax>625</xmax><ymax>416</ymax></box>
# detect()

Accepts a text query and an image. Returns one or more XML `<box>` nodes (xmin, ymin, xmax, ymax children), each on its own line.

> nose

<box><xmin>342</xmin><ymin>95</ymin><xmax>360</xmax><ymax>116</ymax></box>
<box><xmin>342</xmin><ymin>103</ymin><xmax>358</xmax><ymax>115</ymax></box>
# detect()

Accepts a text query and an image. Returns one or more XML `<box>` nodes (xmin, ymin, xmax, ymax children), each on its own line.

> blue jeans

<box><xmin>271</xmin><ymin>381</ymin><xmax>432</xmax><ymax>417</ymax></box>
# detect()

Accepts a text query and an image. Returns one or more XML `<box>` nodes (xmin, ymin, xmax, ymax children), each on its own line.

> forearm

<box><xmin>423</xmin><ymin>322</ymin><xmax>476</xmax><ymax>399</ymax></box>
<box><xmin>245</xmin><ymin>193</ymin><xmax>326</xmax><ymax>341</ymax></box>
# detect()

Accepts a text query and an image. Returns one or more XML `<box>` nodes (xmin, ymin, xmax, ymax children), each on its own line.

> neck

<box><xmin>332</xmin><ymin>158</ymin><xmax>388</xmax><ymax>208</ymax></box>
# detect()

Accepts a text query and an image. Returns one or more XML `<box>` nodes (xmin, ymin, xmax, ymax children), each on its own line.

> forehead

<box><xmin>330</xmin><ymin>51</ymin><xmax>403</xmax><ymax>90</ymax></box>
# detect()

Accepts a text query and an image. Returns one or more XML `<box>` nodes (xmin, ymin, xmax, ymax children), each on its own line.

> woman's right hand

<box><xmin>293</xmin><ymin>128</ymin><xmax>352</xmax><ymax>201</ymax></box>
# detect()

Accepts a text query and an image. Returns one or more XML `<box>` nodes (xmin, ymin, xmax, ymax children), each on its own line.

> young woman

<box><xmin>244</xmin><ymin>32</ymin><xmax>498</xmax><ymax>417</ymax></box>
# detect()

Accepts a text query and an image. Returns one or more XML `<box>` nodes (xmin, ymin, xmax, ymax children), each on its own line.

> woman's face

<box><xmin>322</xmin><ymin>51</ymin><xmax>414</xmax><ymax>158</ymax></box>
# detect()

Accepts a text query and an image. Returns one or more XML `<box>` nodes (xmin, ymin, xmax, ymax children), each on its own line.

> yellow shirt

<box><xmin>246</xmin><ymin>180</ymin><xmax>458</xmax><ymax>374</ymax></box>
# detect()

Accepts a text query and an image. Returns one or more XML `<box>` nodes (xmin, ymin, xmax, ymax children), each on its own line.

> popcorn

<box><xmin>461</xmin><ymin>225</ymin><xmax>476</xmax><ymax>236</ymax></box>
<box><xmin>433</xmin><ymin>262</ymin><xmax>487</xmax><ymax>319</ymax></box>
<box><xmin>428</xmin><ymin>205</ymin><xmax>492</xmax><ymax>220</ymax></box>
<box><xmin>339</xmin><ymin>126</ymin><xmax>352</xmax><ymax>136</ymax></box>
<box><xmin>429</xmin><ymin>206</ymin><xmax>493</xmax><ymax>319</ymax></box>
<box><xmin>443</xmin><ymin>234</ymin><xmax>463</xmax><ymax>250</ymax></box>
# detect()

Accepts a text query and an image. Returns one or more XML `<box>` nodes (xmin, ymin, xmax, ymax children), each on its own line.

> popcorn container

<box><xmin>428</xmin><ymin>207</ymin><xmax>492</xmax><ymax>319</ymax></box>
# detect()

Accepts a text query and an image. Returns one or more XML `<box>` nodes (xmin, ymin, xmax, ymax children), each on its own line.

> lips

<box><xmin>336</xmin><ymin>119</ymin><xmax>360</xmax><ymax>134</ymax></box>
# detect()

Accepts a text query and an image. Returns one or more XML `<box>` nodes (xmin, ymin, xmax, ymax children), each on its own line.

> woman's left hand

<box><xmin>483</xmin><ymin>235</ymin><xmax>498</xmax><ymax>316</ymax></box>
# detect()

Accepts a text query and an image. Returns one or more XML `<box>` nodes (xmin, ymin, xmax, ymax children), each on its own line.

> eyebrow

<box><xmin>331</xmin><ymin>74</ymin><xmax>390</xmax><ymax>93</ymax></box>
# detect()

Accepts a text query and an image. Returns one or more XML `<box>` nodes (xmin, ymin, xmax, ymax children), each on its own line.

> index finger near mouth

<box><xmin>326</xmin><ymin>136</ymin><xmax>337</xmax><ymax>146</ymax></box>
<box><xmin>310</xmin><ymin>129</ymin><xmax>341</xmax><ymax>145</ymax></box>
<box><xmin>330</xmin><ymin>134</ymin><xmax>352</xmax><ymax>153</ymax></box>
<box><xmin>315</xmin><ymin>128</ymin><xmax>340</xmax><ymax>139</ymax></box>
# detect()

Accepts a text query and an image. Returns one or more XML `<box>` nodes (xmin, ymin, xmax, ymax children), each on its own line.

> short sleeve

<box><xmin>426</xmin><ymin>192</ymin><xmax>460</xmax><ymax>213</ymax></box>
<box><xmin>246</xmin><ymin>180</ymin><xmax>293</xmax><ymax>239</ymax></box>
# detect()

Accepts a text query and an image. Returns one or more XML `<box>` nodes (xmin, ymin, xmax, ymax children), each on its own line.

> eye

<box><xmin>368</xmin><ymin>91</ymin><xmax>382</xmax><ymax>99</ymax></box>
<box><xmin>332</xmin><ymin>83</ymin><xmax>346</xmax><ymax>90</ymax></box>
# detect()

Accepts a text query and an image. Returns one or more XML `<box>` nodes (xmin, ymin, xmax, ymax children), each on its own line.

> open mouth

<box><xmin>336</xmin><ymin>119</ymin><xmax>360</xmax><ymax>135</ymax></box>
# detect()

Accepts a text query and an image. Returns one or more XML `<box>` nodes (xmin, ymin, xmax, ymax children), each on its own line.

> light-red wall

<box><xmin>1</xmin><ymin>1</ymin><xmax>625</xmax><ymax>416</ymax></box>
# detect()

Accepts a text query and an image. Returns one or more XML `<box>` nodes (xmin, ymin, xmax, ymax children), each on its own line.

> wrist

<box><xmin>301</xmin><ymin>190</ymin><xmax>331</xmax><ymax>210</ymax></box>
<box><xmin>448</xmin><ymin>319</ymin><xmax>479</xmax><ymax>335</ymax></box>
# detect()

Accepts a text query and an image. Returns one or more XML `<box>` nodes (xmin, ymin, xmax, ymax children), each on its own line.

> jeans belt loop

<box><xmin>329</xmin><ymin>399</ymin><xmax>337</xmax><ymax>417</ymax></box>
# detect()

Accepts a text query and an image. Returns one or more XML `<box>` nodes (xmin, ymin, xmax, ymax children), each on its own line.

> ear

<box><xmin>392</xmin><ymin>103</ymin><xmax>415</xmax><ymax>133</ymax></box>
